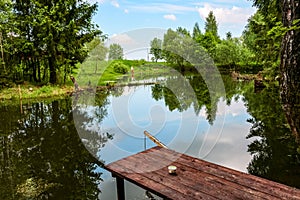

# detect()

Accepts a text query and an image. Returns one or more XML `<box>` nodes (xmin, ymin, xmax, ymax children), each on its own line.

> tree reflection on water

<box><xmin>244</xmin><ymin>84</ymin><xmax>300</xmax><ymax>188</ymax></box>
<box><xmin>0</xmin><ymin>96</ymin><xmax>112</xmax><ymax>199</ymax></box>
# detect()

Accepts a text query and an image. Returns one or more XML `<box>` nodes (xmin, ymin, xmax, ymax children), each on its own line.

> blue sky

<box><xmin>91</xmin><ymin>0</ymin><xmax>256</xmax><ymax>38</ymax></box>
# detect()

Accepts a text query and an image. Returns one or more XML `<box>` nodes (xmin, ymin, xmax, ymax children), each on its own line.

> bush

<box><xmin>112</xmin><ymin>62</ymin><xmax>129</xmax><ymax>74</ymax></box>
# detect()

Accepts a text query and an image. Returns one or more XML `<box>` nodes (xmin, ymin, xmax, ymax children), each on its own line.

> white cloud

<box><xmin>164</xmin><ymin>14</ymin><xmax>177</xmax><ymax>21</ymax></box>
<box><xmin>197</xmin><ymin>3</ymin><xmax>256</xmax><ymax>25</ymax></box>
<box><xmin>85</xmin><ymin>0</ymin><xmax>105</xmax><ymax>4</ymax></box>
<box><xmin>124</xmin><ymin>9</ymin><xmax>129</xmax><ymax>14</ymax></box>
<box><xmin>109</xmin><ymin>34</ymin><xmax>136</xmax><ymax>45</ymax></box>
<box><xmin>128</xmin><ymin>3</ymin><xmax>195</xmax><ymax>14</ymax></box>
<box><xmin>111</xmin><ymin>0</ymin><xmax>119</xmax><ymax>8</ymax></box>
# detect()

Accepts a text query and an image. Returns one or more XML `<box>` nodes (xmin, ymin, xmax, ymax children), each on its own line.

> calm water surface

<box><xmin>1</xmin><ymin>74</ymin><xmax>299</xmax><ymax>199</ymax></box>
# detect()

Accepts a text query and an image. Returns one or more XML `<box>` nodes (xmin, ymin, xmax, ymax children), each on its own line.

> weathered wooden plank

<box><xmin>105</xmin><ymin>146</ymin><xmax>300</xmax><ymax>200</ymax></box>
<box><xmin>120</xmin><ymin>154</ymin><xmax>254</xmax><ymax>199</ymax></box>
<box><xmin>106</xmin><ymin>160</ymin><xmax>208</xmax><ymax>199</ymax></box>
<box><xmin>112</xmin><ymin>154</ymin><xmax>217</xmax><ymax>199</ymax></box>
<box><xmin>119</xmin><ymin>148</ymin><xmax>277</xmax><ymax>200</ymax></box>
<box><xmin>154</xmin><ymin>147</ymin><xmax>300</xmax><ymax>199</ymax></box>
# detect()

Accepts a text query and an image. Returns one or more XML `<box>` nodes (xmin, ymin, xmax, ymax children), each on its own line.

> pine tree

<box><xmin>204</xmin><ymin>11</ymin><xmax>219</xmax><ymax>40</ymax></box>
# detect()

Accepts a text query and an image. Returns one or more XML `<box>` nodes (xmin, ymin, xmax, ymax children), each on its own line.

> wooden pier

<box><xmin>104</xmin><ymin>146</ymin><xmax>300</xmax><ymax>200</ymax></box>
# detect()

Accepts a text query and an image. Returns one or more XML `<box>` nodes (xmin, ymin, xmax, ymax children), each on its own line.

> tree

<box><xmin>150</xmin><ymin>37</ymin><xmax>162</xmax><ymax>62</ymax></box>
<box><xmin>162</xmin><ymin>29</ymin><xmax>181</xmax><ymax>66</ymax></box>
<box><xmin>86</xmin><ymin>36</ymin><xmax>107</xmax><ymax>56</ymax></box>
<box><xmin>176</xmin><ymin>27</ymin><xmax>190</xmax><ymax>37</ymax></box>
<box><xmin>249</xmin><ymin>0</ymin><xmax>300</xmax><ymax>143</ymax></box>
<box><xmin>242</xmin><ymin>11</ymin><xmax>282</xmax><ymax>76</ymax></box>
<box><xmin>162</xmin><ymin>28</ymin><xmax>187</xmax><ymax>71</ymax></box>
<box><xmin>280</xmin><ymin>0</ymin><xmax>300</xmax><ymax>142</ymax></box>
<box><xmin>192</xmin><ymin>22</ymin><xmax>202</xmax><ymax>40</ymax></box>
<box><xmin>86</xmin><ymin>37</ymin><xmax>108</xmax><ymax>73</ymax></box>
<box><xmin>243</xmin><ymin>0</ymin><xmax>286</xmax><ymax>78</ymax></box>
<box><xmin>162</xmin><ymin>27</ymin><xmax>210</xmax><ymax>72</ymax></box>
<box><xmin>226</xmin><ymin>32</ymin><xmax>232</xmax><ymax>40</ymax></box>
<box><xmin>204</xmin><ymin>11</ymin><xmax>219</xmax><ymax>41</ymax></box>
<box><xmin>108</xmin><ymin>43</ymin><xmax>123</xmax><ymax>60</ymax></box>
<box><xmin>199</xmin><ymin>31</ymin><xmax>218</xmax><ymax>58</ymax></box>
<box><xmin>0</xmin><ymin>0</ymin><xmax>13</xmax><ymax>76</ymax></box>
<box><xmin>194</xmin><ymin>11</ymin><xmax>220</xmax><ymax>59</ymax></box>
<box><xmin>6</xmin><ymin>0</ymin><xmax>101</xmax><ymax>84</ymax></box>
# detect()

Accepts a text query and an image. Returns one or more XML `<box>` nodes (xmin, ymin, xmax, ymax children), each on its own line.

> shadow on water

<box><xmin>0</xmin><ymin>96</ymin><xmax>112</xmax><ymax>199</ymax></box>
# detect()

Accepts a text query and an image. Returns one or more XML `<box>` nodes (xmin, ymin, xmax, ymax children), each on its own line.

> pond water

<box><xmin>1</xmin><ymin>74</ymin><xmax>299</xmax><ymax>199</ymax></box>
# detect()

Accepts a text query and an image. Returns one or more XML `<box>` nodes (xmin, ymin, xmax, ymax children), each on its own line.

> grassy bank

<box><xmin>0</xmin><ymin>84</ymin><xmax>74</xmax><ymax>101</ymax></box>
<box><xmin>75</xmin><ymin>59</ymin><xmax>170</xmax><ymax>86</ymax></box>
<box><xmin>2</xmin><ymin>60</ymin><xmax>265</xmax><ymax>102</ymax></box>
<box><xmin>0</xmin><ymin>60</ymin><xmax>170</xmax><ymax>101</ymax></box>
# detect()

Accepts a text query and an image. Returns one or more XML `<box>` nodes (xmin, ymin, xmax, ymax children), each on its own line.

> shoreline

<box><xmin>0</xmin><ymin>68</ymin><xmax>268</xmax><ymax>103</ymax></box>
<box><xmin>0</xmin><ymin>84</ymin><xmax>75</xmax><ymax>102</ymax></box>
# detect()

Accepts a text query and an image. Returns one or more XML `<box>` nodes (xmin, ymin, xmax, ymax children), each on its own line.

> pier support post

<box><xmin>116</xmin><ymin>176</ymin><xmax>125</xmax><ymax>200</ymax></box>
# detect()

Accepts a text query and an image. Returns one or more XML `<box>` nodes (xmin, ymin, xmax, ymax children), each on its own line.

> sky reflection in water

<box><xmin>96</xmin><ymin>85</ymin><xmax>253</xmax><ymax>199</ymax></box>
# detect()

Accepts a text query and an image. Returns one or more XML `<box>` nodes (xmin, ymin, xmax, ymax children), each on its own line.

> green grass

<box><xmin>74</xmin><ymin>59</ymin><xmax>172</xmax><ymax>86</ymax></box>
<box><xmin>0</xmin><ymin>83</ymin><xmax>74</xmax><ymax>101</ymax></box>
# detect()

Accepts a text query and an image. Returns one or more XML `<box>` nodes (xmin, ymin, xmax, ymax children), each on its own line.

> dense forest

<box><xmin>0</xmin><ymin>0</ymin><xmax>102</xmax><ymax>85</ymax></box>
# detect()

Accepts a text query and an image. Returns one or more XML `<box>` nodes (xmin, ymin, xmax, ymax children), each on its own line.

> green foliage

<box><xmin>214</xmin><ymin>42</ymin><xmax>235</xmax><ymax>65</ymax></box>
<box><xmin>190</xmin><ymin>11</ymin><xmax>221</xmax><ymax>60</ymax></box>
<box><xmin>226</xmin><ymin>32</ymin><xmax>232</xmax><ymax>40</ymax></box>
<box><xmin>205</xmin><ymin>11</ymin><xmax>219</xmax><ymax>41</ymax></box>
<box><xmin>176</xmin><ymin>27</ymin><xmax>191</xmax><ymax>37</ymax></box>
<box><xmin>243</xmin><ymin>0</ymin><xmax>282</xmax><ymax>77</ymax></box>
<box><xmin>162</xmin><ymin>28</ymin><xmax>185</xmax><ymax>68</ymax></box>
<box><xmin>214</xmin><ymin>37</ymin><xmax>255</xmax><ymax>67</ymax></box>
<box><xmin>86</xmin><ymin>37</ymin><xmax>108</xmax><ymax>62</ymax></box>
<box><xmin>108</xmin><ymin>43</ymin><xmax>123</xmax><ymax>60</ymax></box>
<box><xmin>150</xmin><ymin>37</ymin><xmax>162</xmax><ymax>62</ymax></box>
<box><xmin>198</xmin><ymin>31</ymin><xmax>218</xmax><ymax>58</ymax></box>
<box><xmin>112</xmin><ymin>61</ymin><xmax>129</xmax><ymax>74</ymax></box>
<box><xmin>192</xmin><ymin>22</ymin><xmax>202</xmax><ymax>39</ymax></box>
<box><xmin>0</xmin><ymin>0</ymin><xmax>102</xmax><ymax>84</ymax></box>
<box><xmin>162</xmin><ymin>28</ymin><xmax>210</xmax><ymax>72</ymax></box>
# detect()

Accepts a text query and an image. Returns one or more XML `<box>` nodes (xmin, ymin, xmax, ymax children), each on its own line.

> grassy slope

<box><xmin>75</xmin><ymin>59</ymin><xmax>169</xmax><ymax>86</ymax></box>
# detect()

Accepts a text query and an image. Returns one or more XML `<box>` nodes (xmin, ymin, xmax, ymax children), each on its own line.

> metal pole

<box><xmin>144</xmin><ymin>130</ymin><xmax>168</xmax><ymax>149</ymax></box>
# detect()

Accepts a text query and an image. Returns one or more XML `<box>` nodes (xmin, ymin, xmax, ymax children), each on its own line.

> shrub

<box><xmin>112</xmin><ymin>62</ymin><xmax>129</xmax><ymax>74</ymax></box>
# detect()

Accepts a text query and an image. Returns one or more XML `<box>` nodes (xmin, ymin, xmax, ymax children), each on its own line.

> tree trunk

<box><xmin>49</xmin><ymin>57</ymin><xmax>57</xmax><ymax>84</ymax></box>
<box><xmin>280</xmin><ymin>0</ymin><xmax>300</xmax><ymax>142</ymax></box>
<box><xmin>37</xmin><ymin>58</ymin><xmax>41</xmax><ymax>82</ymax></box>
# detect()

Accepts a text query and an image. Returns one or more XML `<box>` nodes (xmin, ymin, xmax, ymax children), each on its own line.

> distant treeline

<box><xmin>149</xmin><ymin>3</ymin><xmax>283</xmax><ymax>79</ymax></box>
